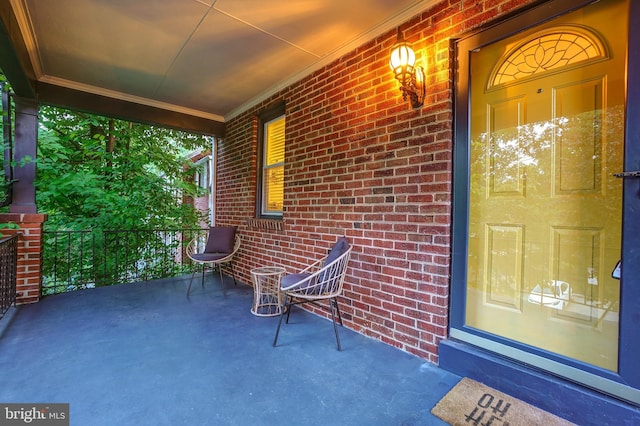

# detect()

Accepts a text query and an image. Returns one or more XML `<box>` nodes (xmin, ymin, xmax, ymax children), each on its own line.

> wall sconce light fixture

<box><xmin>389</xmin><ymin>29</ymin><xmax>425</xmax><ymax>109</ymax></box>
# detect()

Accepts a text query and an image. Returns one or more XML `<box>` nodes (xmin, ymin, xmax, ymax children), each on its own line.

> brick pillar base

<box><xmin>0</xmin><ymin>213</ymin><xmax>48</xmax><ymax>304</ymax></box>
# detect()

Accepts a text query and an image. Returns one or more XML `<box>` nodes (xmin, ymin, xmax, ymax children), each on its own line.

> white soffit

<box><xmin>10</xmin><ymin>0</ymin><xmax>437</xmax><ymax>123</ymax></box>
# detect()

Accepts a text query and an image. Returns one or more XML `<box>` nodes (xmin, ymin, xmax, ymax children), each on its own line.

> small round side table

<box><xmin>250</xmin><ymin>266</ymin><xmax>287</xmax><ymax>317</ymax></box>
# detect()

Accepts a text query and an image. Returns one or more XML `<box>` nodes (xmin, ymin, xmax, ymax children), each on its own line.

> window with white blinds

<box><xmin>262</xmin><ymin>115</ymin><xmax>285</xmax><ymax>216</ymax></box>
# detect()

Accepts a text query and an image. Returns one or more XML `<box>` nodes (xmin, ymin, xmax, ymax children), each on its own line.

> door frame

<box><xmin>450</xmin><ymin>0</ymin><xmax>640</xmax><ymax>404</ymax></box>
<box><xmin>619</xmin><ymin>0</ymin><xmax>640</xmax><ymax>390</ymax></box>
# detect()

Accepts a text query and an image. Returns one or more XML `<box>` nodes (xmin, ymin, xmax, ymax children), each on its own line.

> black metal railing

<box><xmin>43</xmin><ymin>228</ymin><xmax>205</xmax><ymax>295</ymax></box>
<box><xmin>0</xmin><ymin>234</ymin><xmax>19</xmax><ymax>319</ymax></box>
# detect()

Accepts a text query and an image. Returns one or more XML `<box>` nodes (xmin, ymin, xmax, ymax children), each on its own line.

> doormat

<box><xmin>431</xmin><ymin>378</ymin><xmax>576</xmax><ymax>426</ymax></box>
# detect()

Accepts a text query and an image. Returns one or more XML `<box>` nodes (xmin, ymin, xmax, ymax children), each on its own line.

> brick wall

<box><xmin>220</xmin><ymin>0</ymin><xmax>537</xmax><ymax>362</ymax></box>
<box><xmin>0</xmin><ymin>213</ymin><xmax>47</xmax><ymax>304</ymax></box>
<box><xmin>192</xmin><ymin>195</ymin><xmax>210</xmax><ymax>228</ymax></box>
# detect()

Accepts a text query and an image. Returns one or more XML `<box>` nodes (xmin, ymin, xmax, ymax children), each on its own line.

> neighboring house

<box><xmin>1</xmin><ymin>0</ymin><xmax>638</xmax><ymax>424</ymax></box>
<box><xmin>185</xmin><ymin>149</ymin><xmax>214</xmax><ymax>227</ymax></box>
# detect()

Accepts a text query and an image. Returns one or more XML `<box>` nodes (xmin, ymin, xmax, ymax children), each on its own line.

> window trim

<box><xmin>194</xmin><ymin>155</ymin><xmax>211</xmax><ymax>191</ymax></box>
<box><xmin>256</xmin><ymin>102</ymin><xmax>285</xmax><ymax>219</ymax></box>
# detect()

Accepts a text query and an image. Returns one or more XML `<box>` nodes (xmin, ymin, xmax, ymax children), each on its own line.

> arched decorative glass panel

<box><xmin>488</xmin><ymin>26</ymin><xmax>608</xmax><ymax>89</ymax></box>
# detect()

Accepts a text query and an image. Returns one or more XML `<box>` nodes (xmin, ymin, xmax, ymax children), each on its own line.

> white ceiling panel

<box><xmin>10</xmin><ymin>0</ymin><xmax>435</xmax><ymax>122</ymax></box>
<box><xmin>214</xmin><ymin>0</ymin><xmax>423</xmax><ymax>57</ymax></box>
<box><xmin>158</xmin><ymin>9</ymin><xmax>318</xmax><ymax>115</ymax></box>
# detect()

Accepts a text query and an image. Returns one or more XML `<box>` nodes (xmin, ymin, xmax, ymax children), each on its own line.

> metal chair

<box><xmin>185</xmin><ymin>226</ymin><xmax>241</xmax><ymax>296</ymax></box>
<box><xmin>273</xmin><ymin>236</ymin><xmax>352</xmax><ymax>350</ymax></box>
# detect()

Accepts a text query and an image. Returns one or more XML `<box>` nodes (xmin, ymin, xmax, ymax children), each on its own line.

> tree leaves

<box><xmin>36</xmin><ymin>105</ymin><xmax>210</xmax><ymax>232</ymax></box>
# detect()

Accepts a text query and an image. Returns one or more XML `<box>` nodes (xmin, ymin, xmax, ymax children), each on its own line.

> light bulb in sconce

<box><xmin>389</xmin><ymin>28</ymin><xmax>425</xmax><ymax>109</ymax></box>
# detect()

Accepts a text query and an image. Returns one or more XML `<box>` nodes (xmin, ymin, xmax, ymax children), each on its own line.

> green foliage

<box><xmin>36</xmin><ymin>105</ymin><xmax>210</xmax><ymax>231</ymax></box>
<box><xmin>35</xmin><ymin>105</ymin><xmax>212</xmax><ymax>292</ymax></box>
<box><xmin>0</xmin><ymin>222</ymin><xmax>19</xmax><ymax>237</ymax></box>
<box><xmin>3</xmin><ymin>63</ymin><xmax>213</xmax><ymax>291</ymax></box>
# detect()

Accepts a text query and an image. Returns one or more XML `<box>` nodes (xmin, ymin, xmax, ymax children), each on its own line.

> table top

<box><xmin>251</xmin><ymin>266</ymin><xmax>286</xmax><ymax>276</ymax></box>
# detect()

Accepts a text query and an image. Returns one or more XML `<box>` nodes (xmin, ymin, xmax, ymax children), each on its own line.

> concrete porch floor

<box><xmin>0</xmin><ymin>275</ymin><xmax>460</xmax><ymax>425</ymax></box>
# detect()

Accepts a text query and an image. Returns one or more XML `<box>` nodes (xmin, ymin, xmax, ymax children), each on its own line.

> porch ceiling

<box><xmin>2</xmin><ymin>0</ymin><xmax>436</xmax><ymax>133</ymax></box>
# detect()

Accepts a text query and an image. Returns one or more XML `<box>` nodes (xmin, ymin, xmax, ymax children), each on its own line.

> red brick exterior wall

<box><xmin>0</xmin><ymin>213</ymin><xmax>47</xmax><ymax>304</ymax></box>
<box><xmin>219</xmin><ymin>0</ymin><xmax>538</xmax><ymax>362</ymax></box>
<box><xmin>193</xmin><ymin>196</ymin><xmax>210</xmax><ymax>226</ymax></box>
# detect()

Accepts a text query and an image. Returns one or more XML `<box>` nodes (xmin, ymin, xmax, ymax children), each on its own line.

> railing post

<box><xmin>0</xmin><ymin>213</ymin><xmax>48</xmax><ymax>304</ymax></box>
<box><xmin>9</xmin><ymin>97</ymin><xmax>38</xmax><ymax>214</ymax></box>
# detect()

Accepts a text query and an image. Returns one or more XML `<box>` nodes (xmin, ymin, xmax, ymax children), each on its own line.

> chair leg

<box><xmin>329</xmin><ymin>298</ymin><xmax>342</xmax><ymax>351</ymax></box>
<box><xmin>229</xmin><ymin>262</ymin><xmax>237</xmax><ymax>286</ymax></box>
<box><xmin>273</xmin><ymin>295</ymin><xmax>289</xmax><ymax>347</ymax></box>
<box><xmin>334</xmin><ymin>298</ymin><xmax>343</xmax><ymax>326</ymax></box>
<box><xmin>285</xmin><ymin>300</ymin><xmax>293</xmax><ymax>324</ymax></box>
<box><xmin>187</xmin><ymin>268</ymin><xmax>198</xmax><ymax>296</ymax></box>
<box><xmin>220</xmin><ymin>262</ymin><xmax>237</xmax><ymax>287</ymax></box>
<box><xmin>218</xmin><ymin>265</ymin><xmax>226</xmax><ymax>296</ymax></box>
<box><xmin>201</xmin><ymin>265</ymin><xmax>205</xmax><ymax>288</ymax></box>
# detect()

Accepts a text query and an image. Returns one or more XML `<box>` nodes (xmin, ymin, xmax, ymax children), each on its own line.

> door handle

<box><xmin>613</xmin><ymin>171</ymin><xmax>640</xmax><ymax>178</ymax></box>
